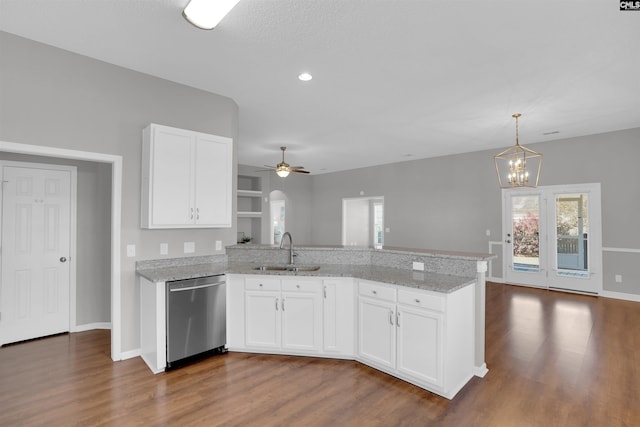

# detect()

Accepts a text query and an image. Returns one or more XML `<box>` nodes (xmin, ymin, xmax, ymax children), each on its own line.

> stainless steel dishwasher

<box><xmin>166</xmin><ymin>274</ymin><xmax>226</xmax><ymax>369</ymax></box>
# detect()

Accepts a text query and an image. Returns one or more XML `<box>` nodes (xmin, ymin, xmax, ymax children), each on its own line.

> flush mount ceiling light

<box><xmin>298</xmin><ymin>72</ymin><xmax>313</xmax><ymax>82</ymax></box>
<box><xmin>494</xmin><ymin>113</ymin><xmax>542</xmax><ymax>189</ymax></box>
<box><xmin>182</xmin><ymin>0</ymin><xmax>240</xmax><ymax>30</ymax></box>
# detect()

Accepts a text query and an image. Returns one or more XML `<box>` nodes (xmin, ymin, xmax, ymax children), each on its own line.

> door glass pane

<box><xmin>373</xmin><ymin>202</ymin><xmax>384</xmax><ymax>248</ymax></box>
<box><xmin>555</xmin><ymin>193</ymin><xmax>589</xmax><ymax>278</ymax></box>
<box><xmin>511</xmin><ymin>195</ymin><xmax>540</xmax><ymax>272</ymax></box>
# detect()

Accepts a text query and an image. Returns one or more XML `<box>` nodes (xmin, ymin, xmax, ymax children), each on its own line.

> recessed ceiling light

<box><xmin>298</xmin><ymin>73</ymin><xmax>313</xmax><ymax>82</ymax></box>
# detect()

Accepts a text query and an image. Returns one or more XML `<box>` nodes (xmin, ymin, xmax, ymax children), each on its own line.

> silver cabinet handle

<box><xmin>275</xmin><ymin>298</ymin><xmax>279</xmax><ymax>311</ymax></box>
<box><xmin>196</xmin><ymin>207</ymin><xmax>200</xmax><ymax>220</ymax></box>
<box><xmin>389</xmin><ymin>310</ymin><xmax>394</xmax><ymax>325</ymax></box>
<box><xmin>397</xmin><ymin>311</ymin><xmax>401</xmax><ymax>327</ymax></box>
<box><xmin>415</xmin><ymin>298</ymin><xmax>420</xmax><ymax>304</ymax></box>
<box><xmin>282</xmin><ymin>298</ymin><xmax>285</xmax><ymax>311</ymax></box>
<box><xmin>323</xmin><ymin>285</ymin><xmax>327</xmax><ymax>299</ymax></box>
<box><xmin>259</xmin><ymin>283</ymin><xmax>263</xmax><ymax>287</ymax></box>
<box><xmin>190</xmin><ymin>207</ymin><xmax>194</xmax><ymax>220</ymax></box>
<box><xmin>372</xmin><ymin>290</ymin><xmax>377</xmax><ymax>295</ymax></box>
<box><xmin>60</xmin><ymin>257</ymin><xmax>67</xmax><ymax>263</ymax></box>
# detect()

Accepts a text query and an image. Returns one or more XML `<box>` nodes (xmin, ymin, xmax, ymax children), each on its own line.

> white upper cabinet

<box><xmin>141</xmin><ymin>124</ymin><xmax>233</xmax><ymax>229</ymax></box>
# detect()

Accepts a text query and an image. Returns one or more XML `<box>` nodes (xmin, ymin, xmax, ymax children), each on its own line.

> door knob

<box><xmin>60</xmin><ymin>257</ymin><xmax>67</xmax><ymax>263</ymax></box>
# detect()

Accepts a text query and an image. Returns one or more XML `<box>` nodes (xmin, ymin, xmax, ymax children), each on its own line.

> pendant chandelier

<box><xmin>494</xmin><ymin>113</ymin><xmax>542</xmax><ymax>188</ymax></box>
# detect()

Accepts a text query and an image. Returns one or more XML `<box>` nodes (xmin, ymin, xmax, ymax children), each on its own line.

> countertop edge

<box><xmin>137</xmin><ymin>262</ymin><xmax>476</xmax><ymax>294</ymax></box>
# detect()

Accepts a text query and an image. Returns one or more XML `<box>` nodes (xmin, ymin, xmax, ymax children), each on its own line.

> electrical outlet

<box><xmin>184</xmin><ymin>242</ymin><xmax>195</xmax><ymax>253</ymax></box>
<box><xmin>160</xmin><ymin>243</ymin><xmax>168</xmax><ymax>255</ymax></box>
<box><xmin>615</xmin><ymin>274</ymin><xmax>622</xmax><ymax>283</ymax></box>
<box><xmin>215</xmin><ymin>240</ymin><xmax>222</xmax><ymax>251</ymax></box>
<box><xmin>126</xmin><ymin>244</ymin><xmax>136</xmax><ymax>257</ymax></box>
<box><xmin>485</xmin><ymin>229</ymin><xmax>491</xmax><ymax>237</ymax></box>
<box><xmin>413</xmin><ymin>261</ymin><xmax>425</xmax><ymax>271</ymax></box>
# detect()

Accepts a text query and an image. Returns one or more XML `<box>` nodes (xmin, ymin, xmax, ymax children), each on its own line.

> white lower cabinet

<box><xmin>396</xmin><ymin>304</ymin><xmax>443</xmax><ymax>387</ymax></box>
<box><xmin>232</xmin><ymin>275</ymin><xmax>323</xmax><ymax>354</ymax></box>
<box><xmin>322</xmin><ymin>279</ymin><xmax>355</xmax><ymax>357</ymax></box>
<box><xmin>226</xmin><ymin>274</ymin><xmax>473</xmax><ymax>399</ymax></box>
<box><xmin>358</xmin><ymin>295</ymin><xmax>396</xmax><ymax>369</ymax></box>
<box><xmin>357</xmin><ymin>279</ymin><xmax>474</xmax><ymax>398</ymax></box>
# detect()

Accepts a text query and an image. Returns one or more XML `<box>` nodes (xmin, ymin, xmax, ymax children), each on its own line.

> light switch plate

<box><xmin>184</xmin><ymin>242</ymin><xmax>195</xmax><ymax>253</ymax></box>
<box><xmin>126</xmin><ymin>244</ymin><xmax>136</xmax><ymax>257</ymax></box>
<box><xmin>160</xmin><ymin>243</ymin><xmax>168</xmax><ymax>255</ymax></box>
<box><xmin>215</xmin><ymin>240</ymin><xmax>222</xmax><ymax>251</ymax></box>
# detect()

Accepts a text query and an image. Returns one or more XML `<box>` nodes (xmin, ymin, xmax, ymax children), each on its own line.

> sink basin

<box><xmin>253</xmin><ymin>264</ymin><xmax>320</xmax><ymax>272</ymax></box>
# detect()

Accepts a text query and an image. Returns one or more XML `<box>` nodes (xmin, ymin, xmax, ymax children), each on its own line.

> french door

<box><xmin>503</xmin><ymin>184</ymin><xmax>602</xmax><ymax>294</ymax></box>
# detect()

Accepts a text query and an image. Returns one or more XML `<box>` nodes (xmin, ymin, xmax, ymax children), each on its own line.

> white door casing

<box><xmin>0</xmin><ymin>162</ymin><xmax>77</xmax><ymax>345</ymax></box>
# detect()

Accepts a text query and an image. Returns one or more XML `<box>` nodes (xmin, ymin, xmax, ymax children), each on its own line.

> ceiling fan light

<box><xmin>182</xmin><ymin>0</ymin><xmax>240</xmax><ymax>30</ymax></box>
<box><xmin>276</xmin><ymin>169</ymin><xmax>290</xmax><ymax>178</ymax></box>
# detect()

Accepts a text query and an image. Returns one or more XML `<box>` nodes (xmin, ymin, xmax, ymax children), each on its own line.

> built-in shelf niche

<box><xmin>237</xmin><ymin>174</ymin><xmax>263</xmax><ymax>243</ymax></box>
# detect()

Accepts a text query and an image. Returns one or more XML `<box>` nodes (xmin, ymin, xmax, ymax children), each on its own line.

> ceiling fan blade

<box><xmin>291</xmin><ymin>169</ymin><xmax>310</xmax><ymax>174</ymax></box>
<box><xmin>289</xmin><ymin>166</ymin><xmax>305</xmax><ymax>169</ymax></box>
<box><xmin>255</xmin><ymin>169</ymin><xmax>275</xmax><ymax>172</ymax></box>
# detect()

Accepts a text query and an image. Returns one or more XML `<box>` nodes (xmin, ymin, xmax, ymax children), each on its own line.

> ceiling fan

<box><xmin>258</xmin><ymin>146</ymin><xmax>310</xmax><ymax>177</ymax></box>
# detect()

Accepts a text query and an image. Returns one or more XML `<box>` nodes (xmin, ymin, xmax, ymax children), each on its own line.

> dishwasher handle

<box><xmin>169</xmin><ymin>281</ymin><xmax>225</xmax><ymax>292</ymax></box>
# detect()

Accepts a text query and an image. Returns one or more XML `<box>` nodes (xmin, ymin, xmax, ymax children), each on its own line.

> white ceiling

<box><xmin>1</xmin><ymin>0</ymin><xmax>639</xmax><ymax>174</ymax></box>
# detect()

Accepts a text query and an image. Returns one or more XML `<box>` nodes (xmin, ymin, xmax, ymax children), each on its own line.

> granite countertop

<box><xmin>137</xmin><ymin>261</ymin><xmax>475</xmax><ymax>294</ymax></box>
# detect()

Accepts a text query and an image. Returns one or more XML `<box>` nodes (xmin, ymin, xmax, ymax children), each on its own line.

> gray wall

<box><xmin>262</xmin><ymin>167</ymin><xmax>313</xmax><ymax>245</ymax></box>
<box><xmin>0</xmin><ymin>153</ymin><xmax>112</xmax><ymax>325</ymax></box>
<box><xmin>0</xmin><ymin>32</ymin><xmax>239</xmax><ymax>352</ymax></box>
<box><xmin>309</xmin><ymin>128</ymin><xmax>640</xmax><ymax>295</ymax></box>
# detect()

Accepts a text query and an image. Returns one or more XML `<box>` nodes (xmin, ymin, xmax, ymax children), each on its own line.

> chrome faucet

<box><xmin>279</xmin><ymin>231</ymin><xmax>294</xmax><ymax>265</ymax></box>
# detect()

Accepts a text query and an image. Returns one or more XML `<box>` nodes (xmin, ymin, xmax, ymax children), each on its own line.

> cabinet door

<box><xmin>358</xmin><ymin>296</ymin><xmax>396</xmax><ymax>369</ymax></box>
<box><xmin>281</xmin><ymin>290</ymin><xmax>322</xmax><ymax>352</ymax></box>
<box><xmin>194</xmin><ymin>134</ymin><xmax>232</xmax><ymax>227</ymax></box>
<box><xmin>396</xmin><ymin>304</ymin><xmax>444</xmax><ymax>387</ymax></box>
<box><xmin>245</xmin><ymin>290</ymin><xmax>280</xmax><ymax>349</ymax></box>
<box><xmin>150</xmin><ymin>126</ymin><xmax>195</xmax><ymax>226</ymax></box>
<box><xmin>323</xmin><ymin>279</ymin><xmax>355</xmax><ymax>356</ymax></box>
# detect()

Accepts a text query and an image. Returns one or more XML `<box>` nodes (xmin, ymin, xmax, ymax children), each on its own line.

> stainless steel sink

<box><xmin>253</xmin><ymin>264</ymin><xmax>320</xmax><ymax>272</ymax></box>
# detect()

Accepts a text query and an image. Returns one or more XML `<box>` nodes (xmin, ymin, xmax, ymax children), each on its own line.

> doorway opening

<box><xmin>342</xmin><ymin>196</ymin><xmax>384</xmax><ymax>248</ymax></box>
<box><xmin>0</xmin><ymin>141</ymin><xmax>123</xmax><ymax>360</ymax></box>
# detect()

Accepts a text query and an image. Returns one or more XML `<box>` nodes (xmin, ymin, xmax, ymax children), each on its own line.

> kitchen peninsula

<box><xmin>137</xmin><ymin>245</ymin><xmax>494</xmax><ymax>399</ymax></box>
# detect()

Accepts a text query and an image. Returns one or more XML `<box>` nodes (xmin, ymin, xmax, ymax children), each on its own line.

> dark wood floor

<box><xmin>1</xmin><ymin>282</ymin><xmax>639</xmax><ymax>426</ymax></box>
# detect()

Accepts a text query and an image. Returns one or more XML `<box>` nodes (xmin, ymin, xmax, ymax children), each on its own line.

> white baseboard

<box><xmin>474</xmin><ymin>364</ymin><xmax>489</xmax><ymax>378</ymax></box>
<box><xmin>120</xmin><ymin>348</ymin><xmax>141</xmax><ymax>360</ymax></box>
<box><xmin>600</xmin><ymin>290</ymin><xmax>640</xmax><ymax>302</ymax></box>
<box><xmin>72</xmin><ymin>322</ymin><xmax>111</xmax><ymax>333</ymax></box>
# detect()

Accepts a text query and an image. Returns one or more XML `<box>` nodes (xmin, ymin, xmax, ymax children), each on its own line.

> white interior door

<box><xmin>1</xmin><ymin>164</ymin><xmax>72</xmax><ymax>345</ymax></box>
<box><xmin>502</xmin><ymin>184</ymin><xmax>602</xmax><ymax>294</ymax></box>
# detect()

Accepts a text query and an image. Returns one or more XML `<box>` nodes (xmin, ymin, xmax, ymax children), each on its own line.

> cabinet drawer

<box><xmin>245</xmin><ymin>276</ymin><xmax>280</xmax><ymax>291</ymax></box>
<box><xmin>359</xmin><ymin>280</ymin><xmax>396</xmax><ymax>302</ymax></box>
<box><xmin>281</xmin><ymin>280</ymin><xmax>322</xmax><ymax>293</ymax></box>
<box><xmin>398</xmin><ymin>288</ymin><xmax>445</xmax><ymax>312</ymax></box>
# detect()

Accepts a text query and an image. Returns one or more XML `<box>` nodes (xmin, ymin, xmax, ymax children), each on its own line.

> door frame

<box><xmin>0</xmin><ymin>141</ymin><xmax>123</xmax><ymax>361</ymax></box>
<box><xmin>502</xmin><ymin>183</ymin><xmax>602</xmax><ymax>294</ymax></box>
<box><xmin>0</xmin><ymin>161</ymin><xmax>77</xmax><ymax>342</ymax></box>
